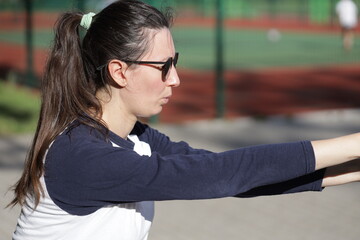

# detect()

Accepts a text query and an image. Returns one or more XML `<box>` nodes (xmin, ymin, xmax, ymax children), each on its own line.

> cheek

<box><xmin>130</xmin><ymin>68</ymin><xmax>165</xmax><ymax>96</ymax></box>
<box><xmin>126</xmin><ymin>72</ymin><xmax>166</xmax><ymax>116</ymax></box>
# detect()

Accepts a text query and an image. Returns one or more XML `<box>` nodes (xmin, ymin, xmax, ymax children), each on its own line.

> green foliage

<box><xmin>0</xmin><ymin>82</ymin><xmax>40</xmax><ymax>135</ymax></box>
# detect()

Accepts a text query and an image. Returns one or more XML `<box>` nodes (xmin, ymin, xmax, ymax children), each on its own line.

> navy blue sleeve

<box><xmin>45</xmin><ymin>125</ymin><xmax>320</xmax><ymax>216</ymax></box>
<box><xmin>237</xmin><ymin>169</ymin><xmax>325</xmax><ymax>197</ymax></box>
<box><xmin>136</xmin><ymin>122</ymin><xmax>325</xmax><ymax>197</ymax></box>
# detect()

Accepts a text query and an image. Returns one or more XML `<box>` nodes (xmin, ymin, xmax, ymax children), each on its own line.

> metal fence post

<box><xmin>215</xmin><ymin>0</ymin><xmax>225</xmax><ymax>118</ymax></box>
<box><xmin>24</xmin><ymin>0</ymin><xmax>36</xmax><ymax>87</ymax></box>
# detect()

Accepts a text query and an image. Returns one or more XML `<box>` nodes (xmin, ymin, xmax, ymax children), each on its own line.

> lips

<box><xmin>161</xmin><ymin>95</ymin><xmax>171</xmax><ymax>104</ymax></box>
<box><xmin>162</xmin><ymin>97</ymin><xmax>170</xmax><ymax>104</ymax></box>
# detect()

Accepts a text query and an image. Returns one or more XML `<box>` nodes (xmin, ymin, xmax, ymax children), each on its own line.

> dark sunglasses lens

<box><xmin>162</xmin><ymin>53</ymin><xmax>179</xmax><ymax>81</ymax></box>
<box><xmin>162</xmin><ymin>58</ymin><xmax>172</xmax><ymax>81</ymax></box>
<box><xmin>174</xmin><ymin>53</ymin><xmax>179</xmax><ymax>67</ymax></box>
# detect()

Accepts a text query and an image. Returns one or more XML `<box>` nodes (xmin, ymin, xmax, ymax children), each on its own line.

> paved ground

<box><xmin>1</xmin><ymin>109</ymin><xmax>360</xmax><ymax>240</ymax></box>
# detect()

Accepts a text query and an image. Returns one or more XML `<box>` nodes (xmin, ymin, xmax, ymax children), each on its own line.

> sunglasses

<box><xmin>123</xmin><ymin>52</ymin><xmax>179</xmax><ymax>81</ymax></box>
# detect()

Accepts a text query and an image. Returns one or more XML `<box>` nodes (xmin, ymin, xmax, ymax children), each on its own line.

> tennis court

<box><xmin>172</xmin><ymin>27</ymin><xmax>359</xmax><ymax>69</ymax></box>
<box><xmin>0</xmin><ymin>0</ymin><xmax>360</xmax><ymax>122</ymax></box>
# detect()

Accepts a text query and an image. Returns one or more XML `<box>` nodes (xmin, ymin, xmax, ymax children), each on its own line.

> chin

<box><xmin>151</xmin><ymin>108</ymin><xmax>163</xmax><ymax>117</ymax></box>
<box><xmin>138</xmin><ymin>107</ymin><xmax>163</xmax><ymax>119</ymax></box>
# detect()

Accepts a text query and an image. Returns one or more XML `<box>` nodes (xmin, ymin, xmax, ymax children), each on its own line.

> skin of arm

<box><xmin>312</xmin><ymin>133</ymin><xmax>360</xmax><ymax>170</ymax></box>
<box><xmin>311</xmin><ymin>133</ymin><xmax>360</xmax><ymax>187</ymax></box>
<box><xmin>322</xmin><ymin>159</ymin><xmax>360</xmax><ymax>187</ymax></box>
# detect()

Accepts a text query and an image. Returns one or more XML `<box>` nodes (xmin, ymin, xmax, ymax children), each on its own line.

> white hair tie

<box><xmin>80</xmin><ymin>12</ymin><xmax>96</xmax><ymax>30</ymax></box>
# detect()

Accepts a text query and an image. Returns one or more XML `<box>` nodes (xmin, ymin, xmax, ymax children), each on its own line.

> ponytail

<box><xmin>9</xmin><ymin>12</ymin><xmax>103</xmax><ymax>208</ymax></box>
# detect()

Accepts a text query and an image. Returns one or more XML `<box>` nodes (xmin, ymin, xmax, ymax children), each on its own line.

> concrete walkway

<box><xmin>1</xmin><ymin>109</ymin><xmax>360</xmax><ymax>240</ymax></box>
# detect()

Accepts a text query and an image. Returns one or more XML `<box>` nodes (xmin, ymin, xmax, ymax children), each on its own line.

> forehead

<box><xmin>145</xmin><ymin>28</ymin><xmax>175</xmax><ymax>58</ymax></box>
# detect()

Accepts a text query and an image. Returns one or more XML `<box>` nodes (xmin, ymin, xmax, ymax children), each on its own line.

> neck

<box><xmin>97</xmin><ymin>90</ymin><xmax>137</xmax><ymax>139</ymax></box>
<box><xmin>102</xmin><ymin>110</ymin><xmax>137</xmax><ymax>139</ymax></box>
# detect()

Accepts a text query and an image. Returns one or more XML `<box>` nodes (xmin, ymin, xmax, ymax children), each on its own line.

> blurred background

<box><xmin>0</xmin><ymin>0</ymin><xmax>360</xmax><ymax>239</ymax></box>
<box><xmin>0</xmin><ymin>0</ymin><xmax>360</xmax><ymax>130</ymax></box>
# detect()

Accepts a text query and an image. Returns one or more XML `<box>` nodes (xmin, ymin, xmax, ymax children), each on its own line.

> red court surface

<box><xmin>160</xmin><ymin>66</ymin><xmax>360</xmax><ymax>122</ymax></box>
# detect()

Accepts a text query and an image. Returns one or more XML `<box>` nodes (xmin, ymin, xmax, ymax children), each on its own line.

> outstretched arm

<box><xmin>322</xmin><ymin>159</ymin><xmax>360</xmax><ymax>187</ymax></box>
<box><xmin>312</xmin><ymin>133</ymin><xmax>360</xmax><ymax>170</ymax></box>
<box><xmin>311</xmin><ymin>133</ymin><xmax>360</xmax><ymax>187</ymax></box>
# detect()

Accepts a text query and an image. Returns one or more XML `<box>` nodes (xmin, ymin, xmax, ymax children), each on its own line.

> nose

<box><xmin>165</xmin><ymin>66</ymin><xmax>180</xmax><ymax>87</ymax></box>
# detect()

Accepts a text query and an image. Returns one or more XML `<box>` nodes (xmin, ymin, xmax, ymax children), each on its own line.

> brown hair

<box><xmin>9</xmin><ymin>0</ymin><xmax>172</xmax><ymax>208</ymax></box>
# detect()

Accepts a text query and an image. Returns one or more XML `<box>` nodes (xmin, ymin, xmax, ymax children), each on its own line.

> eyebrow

<box><xmin>154</xmin><ymin>55</ymin><xmax>174</xmax><ymax>62</ymax></box>
<box><xmin>143</xmin><ymin>53</ymin><xmax>176</xmax><ymax>62</ymax></box>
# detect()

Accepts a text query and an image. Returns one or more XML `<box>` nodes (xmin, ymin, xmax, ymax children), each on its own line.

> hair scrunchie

<box><xmin>80</xmin><ymin>12</ymin><xmax>96</xmax><ymax>30</ymax></box>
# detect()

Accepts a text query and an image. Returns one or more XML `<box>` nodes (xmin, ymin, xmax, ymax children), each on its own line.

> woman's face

<box><xmin>121</xmin><ymin>28</ymin><xmax>180</xmax><ymax>118</ymax></box>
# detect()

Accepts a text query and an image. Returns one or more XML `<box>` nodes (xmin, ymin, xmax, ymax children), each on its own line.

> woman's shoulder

<box><xmin>48</xmin><ymin>120</ymin><xmax>111</xmax><ymax>155</ymax></box>
<box><xmin>45</xmin><ymin>121</ymin><xmax>132</xmax><ymax>165</ymax></box>
<box><xmin>54</xmin><ymin>120</ymin><xmax>106</xmax><ymax>145</ymax></box>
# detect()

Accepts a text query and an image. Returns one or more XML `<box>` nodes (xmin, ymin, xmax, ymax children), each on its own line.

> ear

<box><xmin>107</xmin><ymin>59</ymin><xmax>128</xmax><ymax>87</ymax></box>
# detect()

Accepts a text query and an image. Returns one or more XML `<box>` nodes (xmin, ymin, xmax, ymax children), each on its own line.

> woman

<box><xmin>10</xmin><ymin>1</ymin><xmax>360</xmax><ymax>239</ymax></box>
<box><xmin>336</xmin><ymin>0</ymin><xmax>358</xmax><ymax>51</ymax></box>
